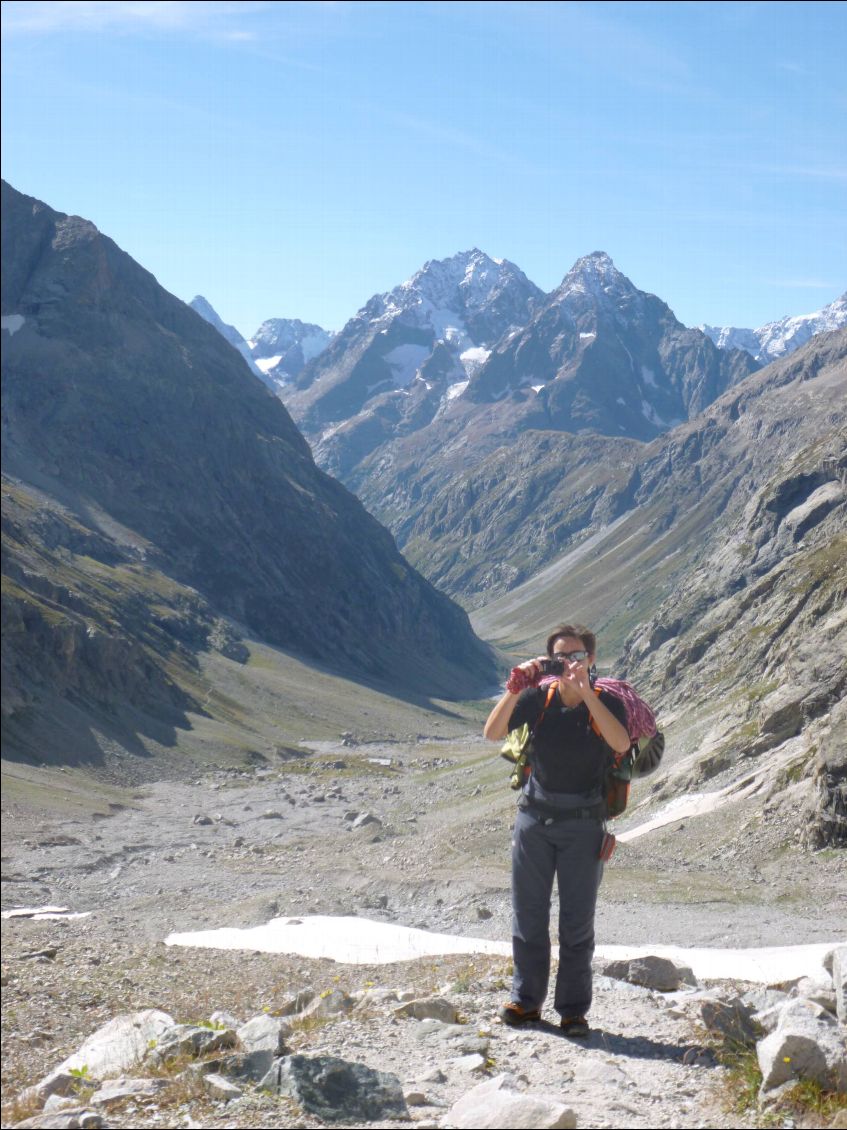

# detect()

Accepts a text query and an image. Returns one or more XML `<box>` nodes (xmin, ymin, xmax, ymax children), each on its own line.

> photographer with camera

<box><xmin>484</xmin><ymin>623</ymin><xmax>630</xmax><ymax>1038</ymax></box>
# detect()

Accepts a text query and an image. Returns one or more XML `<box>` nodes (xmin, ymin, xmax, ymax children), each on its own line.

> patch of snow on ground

<box><xmin>531</xmin><ymin>384</ymin><xmax>546</xmax><ymax>393</ymax></box>
<box><xmin>616</xmin><ymin>396</ymin><xmax>626</xmax><ymax>406</ymax></box>
<box><xmin>2</xmin><ymin>905</ymin><xmax>91</xmax><ymax>921</ymax></box>
<box><xmin>383</xmin><ymin>343</ymin><xmax>431</xmax><ymax>387</ymax></box>
<box><xmin>165</xmin><ymin>915</ymin><xmax>834</xmax><ymax>982</ymax></box>
<box><xmin>641</xmin><ymin>365</ymin><xmax>657</xmax><ymax>387</ymax></box>
<box><xmin>1</xmin><ymin>314</ymin><xmax>26</xmax><ymax>335</ymax></box>
<box><xmin>617</xmin><ymin>791</ymin><xmax>734</xmax><ymax>843</ymax></box>
<box><xmin>598</xmin><ymin>943</ymin><xmax>833</xmax><ymax>984</ymax></box>
<box><xmin>255</xmin><ymin>354</ymin><xmax>283</xmax><ymax>374</ymax></box>
<box><xmin>579</xmin><ymin>331</ymin><xmax>596</xmax><ymax>340</ymax></box>
<box><xmin>166</xmin><ymin>916</ymin><xmax>511</xmax><ymax>964</ymax></box>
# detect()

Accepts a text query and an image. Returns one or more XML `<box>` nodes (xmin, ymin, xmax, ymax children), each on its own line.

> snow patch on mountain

<box><xmin>702</xmin><ymin>292</ymin><xmax>846</xmax><ymax>363</ymax></box>
<box><xmin>445</xmin><ymin>380</ymin><xmax>469</xmax><ymax>402</ymax></box>
<box><xmin>1</xmin><ymin>314</ymin><xmax>25</xmax><ymax>335</ymax></box>
<box><xmin>384</xmin><ymin>343</ymin><xmax>431</xmax><ymax>387</ymax></box>
<box><xmin>255</xmin><ymin>355</ymin><xmax>283</xmax><ymax>374</ymax></box>
<box><xmin>460</xmin><ymin>346</ymin><xmax>491</xmax><ymax>376</ymax></box>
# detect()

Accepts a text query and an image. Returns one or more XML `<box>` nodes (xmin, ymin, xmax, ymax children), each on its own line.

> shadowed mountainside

<box><xmin>1</xmin><ymin>181</ymin><xmax>496</xmax><ymax>764</ymax></box>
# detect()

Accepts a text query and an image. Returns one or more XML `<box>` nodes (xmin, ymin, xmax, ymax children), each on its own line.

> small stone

<box><xmin>236</xmin><ymin>1013</ymin><xmax>290</xmax><ymax>1055</ymax></box>
<box><xmin>352</xmin><ymin>812</ymin><xmax>380</xmax><ymax>829</ymax></box>
<box><xmin>209</xmin><ymin>1010</ymin><xmax>240</xmax><ymax>1029</ymax></box>
<box><xmin>404</xmin><ymin>1089</ymin><xmax>429</xmax><ymax>1106</ymax></box>
<box><xmin>299</xmin><ymin>989</ymin><xmax>354</xmax><ymax>1019</ymax></box>
<box><xmin>203</xmin><ymin>1073</ymin><xmax>243</xmax><ymax>1101</ymax></box>
<box><xmin>451</xmin><ymin>1053</ymin><xmax>487</xmax><ymax>1073</ymax></box>
<box><xmin>603</xmin><ymin>955</ymin><xmax>691</xmax><ymax>992</ymax></box>
<box><xmin>89</xmin><ymin>1076</ymin><xmax>168</xmax><ymax>1106</ymax></box>
<box><xmin>394</xmin><ymin>997</ymin><xmax>458</xmax><ymax>1023</ymax></box>
<box><xmin>419</xmin><ymin>1066</ymin><xmax>447</xmax><ymax>1084</ymax></box>
<box><xmin>151</xmin><ymin>1023</ymin><xmax>236</xmax><ymax>1062</ymax></box>
<box><xmin>192</xmin><ymin>814</ymin><xmax>213</xmax><ymax>825</ymax></box>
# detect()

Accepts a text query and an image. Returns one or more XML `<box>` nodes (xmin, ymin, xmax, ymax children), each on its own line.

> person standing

<box><xmin>483</xmin><ymin>623</ymin><xmax>630</xmax><ymax>1037</ymax></box>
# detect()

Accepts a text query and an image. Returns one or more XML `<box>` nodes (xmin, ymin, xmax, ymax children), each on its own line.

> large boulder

<box><xmin>602</xmin><ymin>955</ymin><xmax>693</xmax><ymax>992</ymax></box>
<box><xmin>443</xmin><ymin>1073</ymin><xmax>577</xmax><ymax>1129</ymax></box>
<box><xmin>26</xmin><ymin>1010</ymin><xmax>175</xmax><ymax>1103</ymax></box>
<box><xmin>757</xmin><ymin>999</ymin><xmax>847</xmax><ymax>1094</ymax></box>
<box><xmin>260</xmin><ymin>1054</ymin><xmax>409</xmax><ymax>1123</ymax></box>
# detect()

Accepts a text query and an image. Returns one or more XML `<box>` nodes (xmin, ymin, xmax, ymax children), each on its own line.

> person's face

<box><xmin>550</xmin><ymin>635</ymin><xmax>594</xmax><ymax>674</ymax></box>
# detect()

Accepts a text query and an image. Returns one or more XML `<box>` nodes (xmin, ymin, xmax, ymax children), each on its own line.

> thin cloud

<box><xmin>1</xmin><ymin>1</ymin><xmax>271</xmax><ymax>37</ymax></box>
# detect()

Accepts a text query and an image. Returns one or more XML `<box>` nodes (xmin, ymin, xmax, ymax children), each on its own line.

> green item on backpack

<box><xmin>499</xmin><ymin>684</ymin><xmax>557</xmax><ymax>791</ymax></box>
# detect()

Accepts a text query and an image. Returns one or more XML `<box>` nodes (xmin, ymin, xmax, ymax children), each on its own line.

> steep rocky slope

<box><xmin>1</xmin><ymin>182</ymin><xmax>495</xmax><ymax>763</ymax></box>
<box><xmin>475</xmin><ymin>330</ymin><xmax>846</xmax><ymax>846</ymax></box>
<box><xmin>189</xmin><ymin>294</ymin><xmax>266</xmax><ymax>381</ymax></box>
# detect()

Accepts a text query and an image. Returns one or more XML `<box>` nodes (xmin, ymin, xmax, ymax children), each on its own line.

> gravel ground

<box><xmin>2</xmin><ymin>736</ymin><xmax>843</xmax><ymax>1128</ymax></box>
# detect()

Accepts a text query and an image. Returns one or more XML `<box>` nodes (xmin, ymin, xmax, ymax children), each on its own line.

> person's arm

<box><xmin>584</xmin><ymin>693</ymin><xmax>631</xmax><ymax>753</ymax></box>
<box><xmin>483</xmin><ymin>657</ymin><xmax>545</xmax><ymax>741</ymax></box>
<box><xmin>560</xmin><ymin>665</ymin><xmax>630</xmax><ymax>753</ymax></box>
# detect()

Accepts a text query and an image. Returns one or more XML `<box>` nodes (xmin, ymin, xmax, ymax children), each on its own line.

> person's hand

<box><xmin>506</xmin><ymin>657</ymin><xmax>547</xmax><ymax>694</ymax></box>
<box><xmin>559</xmin><ymin>659</ymin><xmax>592</xmax><ymax>700</ymax></box>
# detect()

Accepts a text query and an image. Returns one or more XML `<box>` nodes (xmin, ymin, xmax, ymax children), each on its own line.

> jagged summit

<box><xmin>555</xmin><ymin>251</ymin><xmax>641</xmax><ymax>305</ymax></box>
<box><xmin>702</xmin><ymin>291</ymin><xmax>847</xmax><ymax>363</ymax></box>
<box><xmin>384</xmin><ymin>248</ymin><xmax>535</xmax><ymax>329</ymax></box>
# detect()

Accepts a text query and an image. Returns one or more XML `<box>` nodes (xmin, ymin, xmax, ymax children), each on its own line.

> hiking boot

<box><xmin>559</xmin><ymin>1015</ymin><xmax>590</xmax><ymax>1038</ymax></box>
<box><xmin>498</xmin><ymin>1002</ymin><xmax>541</xmax><ymax>1026</ymax></box>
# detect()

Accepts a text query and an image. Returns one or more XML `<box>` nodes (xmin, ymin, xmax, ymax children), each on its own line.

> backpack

<box><xmin>589</xmin><ymin>677</ymin><xmax>664</xmax><ymax>818</ymax></box>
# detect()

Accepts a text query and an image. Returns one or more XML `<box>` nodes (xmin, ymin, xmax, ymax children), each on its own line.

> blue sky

<box><xmin>2</xmin><ymin>1</ymin><xmax>845</xmax><ymax>337</ymax></box>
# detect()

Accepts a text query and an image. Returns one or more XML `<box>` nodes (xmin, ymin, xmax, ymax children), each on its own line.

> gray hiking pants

<box><xmin>510</xmin><ymin>806</ymin><xmax>604</xmax><ymax>1018</ymax></box>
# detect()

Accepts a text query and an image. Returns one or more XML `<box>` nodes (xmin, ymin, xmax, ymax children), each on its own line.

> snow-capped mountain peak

<box><xmin>557</xmin><ymin>251</ymin><xmax>634</xmax><ymax>301</ymax></box>
<box><xmin>701</xmin><ymin>291</ymin><xmax>847</xmax><ymax>363</ymax></box>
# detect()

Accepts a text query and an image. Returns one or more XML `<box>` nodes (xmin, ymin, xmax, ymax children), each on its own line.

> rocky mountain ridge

<box><xmin>702</xmin><ymin>291</ymin><xmax>847</xmax><ymax>364</ymax></box>
<box><xmin>188</xmin><ymin>295</ymin><xmax>266</xmax><ymax>382</ymax></box>
<box><xmin>1</xmin><ymin>181</ymin><xmax>495</xmax><ymax>766</ymax></box>
<box><xmin>249</xmin><ymin>316</ymin><xmax>333</xmax><ymax>390</ymax></box>
<box><xmin>280</xmin><ymin>248</ymin><xmax>544</xmax><ymax>479</ymax></box>
<box><xmin>271</xmin><ymin>253</ymin><xmax>759</xmax><ymax>586</ymax></box>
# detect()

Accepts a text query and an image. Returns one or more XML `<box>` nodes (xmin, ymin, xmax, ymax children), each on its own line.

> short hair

<box><xmin>546</xmin><ymin>623</ymin><xmax>597</xmax><ymax>658</ymax></box>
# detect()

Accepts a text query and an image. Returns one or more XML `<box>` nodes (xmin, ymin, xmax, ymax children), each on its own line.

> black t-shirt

<box><xmin>507</xmin><ymin>685</ymin><xmax>628</xmax><ymax>797</ymax></box>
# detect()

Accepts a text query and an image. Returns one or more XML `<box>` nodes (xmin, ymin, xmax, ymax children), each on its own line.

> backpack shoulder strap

<box><xmin>531</xmin><ymin>683</ymin><xmax>557</xmax><ymax>736</ymax></box>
